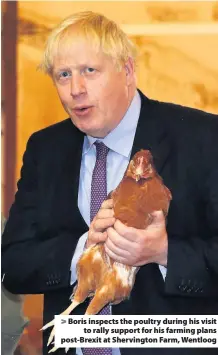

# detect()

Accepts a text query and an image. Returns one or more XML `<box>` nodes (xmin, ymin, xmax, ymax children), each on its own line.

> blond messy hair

<box><xmin>39</xmin><ymin>11</ymin><xmax>137</xmax><ymax>74</ymax></box>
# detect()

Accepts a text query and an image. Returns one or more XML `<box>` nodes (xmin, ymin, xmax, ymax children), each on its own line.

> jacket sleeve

<box><xmin>165</xmin><ymin>119</ymin><xmax>218</xmax><ymax>298</ymax></box>
<box><xmin>2</xmin><ymin>134</ymin><xmax>83</xmax><ymax>295</ymax></box>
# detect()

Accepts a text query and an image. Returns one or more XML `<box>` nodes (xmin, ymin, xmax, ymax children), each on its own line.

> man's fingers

<box><xmin>104</xmin><ymin>245</ymin><xmax>127</xmax><ymax>264</ymax></box>
<box><xmin>113</xmin><ymin>220</ymin><xmax>138</xmax><ymax>241</ymax></box>
<box><xmin>150</xmin><ymin>210</ymin><xmax>165</xmax><ymax>225</ymax></box>
<box><xmin>101</xmin><ymin>199</ymin><xmax>113</xmax><ymax>209</ymax></box>
<box><xmin>94</xmin><ymin>217</ymin><xmax>115</xmax><ymax>232</ymax></box>
<box><xmin>105</xmin><ymin>233</ymin><xmax>131</xmax><ymax>259</ymax></box>
<box><xmin>87</xmin><ymin>231</ymin><xmax>107</xmax><ymax>248</ymax></box>
<box><xmin>94</xmin><ymin>231</ymin><xmax>107</xmax><ymax>244</ymax></box>
<box><xmin>107</xmin><ymin>226</ymin><xmax>136</xmax><ymax>251</ymax></box>
<box><xmin>97</xmin><ymin>208</ymin><xmax>114</xmax><ymax>219</ymax></box>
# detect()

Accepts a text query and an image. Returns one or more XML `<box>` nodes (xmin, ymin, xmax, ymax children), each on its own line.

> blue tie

<box><xmin>82</xmin><ymin>142</ymin><xmax>112</xmax><ymax>355</ymax></box>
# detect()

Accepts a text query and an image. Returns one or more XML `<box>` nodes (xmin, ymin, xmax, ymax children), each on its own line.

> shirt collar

<box><xmin>83</xmin><ymin>90</ymin><xmax>141</xmax><ymax>158</ymax></box>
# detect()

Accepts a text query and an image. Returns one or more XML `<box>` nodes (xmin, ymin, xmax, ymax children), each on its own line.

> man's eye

<box><xmin>59</xmin><ymin>71</ymin><xmax>71</xmax><ymax>78</ymax></box>
<box><xmin>84</xmin><ymin>67</ymin><xmax>95</xmax><ymax>74</ymax></box>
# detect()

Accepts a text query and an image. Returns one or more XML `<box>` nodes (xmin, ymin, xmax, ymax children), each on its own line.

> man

<box><xmin>2</xmin><ymin>11</ymin><xmax>218</xmax><ymax>355</ymax></box>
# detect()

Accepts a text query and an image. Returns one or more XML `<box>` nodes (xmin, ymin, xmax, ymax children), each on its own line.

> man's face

<box><xmin>52</xmin><ymin>39</ymin><xmax>135</xmax><ymax>138</ymax></box>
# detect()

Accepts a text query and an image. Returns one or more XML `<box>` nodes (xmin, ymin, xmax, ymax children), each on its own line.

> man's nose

<box><xmin>70</xmin><ymin>75</ymin><xmax>86</xmax><ymax>97</ymax></box>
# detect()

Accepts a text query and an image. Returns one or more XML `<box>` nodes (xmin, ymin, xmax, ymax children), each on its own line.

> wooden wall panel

<box><xmin>2</xmin><ymin>1</ymin><xmax>17</xmax><ymax>217</ymax></box>
<box><xmin>17</xmin><ymin>44</ymin><xmax>66</xmax><ymax>176</ymax></box>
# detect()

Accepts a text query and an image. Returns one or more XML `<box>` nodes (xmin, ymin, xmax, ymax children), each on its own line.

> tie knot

<box><xmin>95</xmin><ymin>142</ymin><xmax>109</xmax><ymax>161</ymax></box>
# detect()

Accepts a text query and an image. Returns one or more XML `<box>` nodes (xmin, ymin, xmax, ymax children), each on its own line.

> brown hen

<box><xmin>42</xmin><ymin>149</ymin><xmax>172</xmax><ymax>353</ymax></box>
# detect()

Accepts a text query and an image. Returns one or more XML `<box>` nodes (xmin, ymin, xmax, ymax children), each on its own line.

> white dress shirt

<box><xmin>70</xmin><ymin>90</ymin><xmax>167</xmax><ymax>355</ymax></box>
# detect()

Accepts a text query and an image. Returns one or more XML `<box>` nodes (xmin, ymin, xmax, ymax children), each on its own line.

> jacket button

<box><xmin>178</xmin><ymin>285</ymin><xmax>186</xmax><ymax>292</ymax></box>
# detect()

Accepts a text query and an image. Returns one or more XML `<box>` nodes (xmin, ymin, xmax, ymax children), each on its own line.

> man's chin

<box><xmin>71</xmin><ymin>123</ymin><xmax>105</xmax><ymax>138</ymax></box>
<box><xmin>69</xmin><ymin>117</ymin><xmax>110</xmax><ymax>138</ymax></box>
<box><xmin>82</xmin><ymin>128</ymin><xmax>107</xmax><ymax>138</ymax></box>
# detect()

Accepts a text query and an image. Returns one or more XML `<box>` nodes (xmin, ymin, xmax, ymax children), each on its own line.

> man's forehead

<box><xmin>53</xmin><ymin>42</ymin><xmax>112</xmax><ymax>70</ymax></box>
<box><xmin>56</xmin><ymin>37</ymin><xmax>101</xmax><ymax>56</ymax></box>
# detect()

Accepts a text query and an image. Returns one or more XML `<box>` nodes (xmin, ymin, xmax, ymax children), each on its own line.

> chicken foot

<box><xmin>41</xmin><ymin>275</ymin><xmax>94</xmax><ymax>352</ymax></box>
<box><xmin>41</xmin><ymin>244</ymin><xmax>110</xmax><ymax>352</ymax></box>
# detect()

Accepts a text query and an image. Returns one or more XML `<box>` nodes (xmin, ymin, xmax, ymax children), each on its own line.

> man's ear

<box><xmin>124</xmin><ymin>57</ymin><xmax>135</xmax><ymax>85</ymax></box>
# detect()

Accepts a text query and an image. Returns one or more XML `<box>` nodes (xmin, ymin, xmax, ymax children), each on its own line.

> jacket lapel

<box><xmin>55</xmin><ymin>119</ymin><xmax>88</xmax><ymax>231</ymax></box>
<box><xmin>131</xmin><ymin>90</ymin><xmax>171</xmax><ymax>175</ymax></box>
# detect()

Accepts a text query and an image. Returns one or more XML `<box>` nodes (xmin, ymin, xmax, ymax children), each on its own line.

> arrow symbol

<box><xmin>61</xmin><ymin>319</ymin><xmax>66</xmax><ymax>324</ymax></box>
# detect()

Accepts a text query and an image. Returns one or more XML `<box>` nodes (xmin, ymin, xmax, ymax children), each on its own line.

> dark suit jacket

<box><xmin>2</xmin><ymin>91</ymin><xmax>218</xmax><ymax>355</ymax></box>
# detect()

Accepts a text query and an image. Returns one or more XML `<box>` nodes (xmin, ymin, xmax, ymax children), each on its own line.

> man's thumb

<box><xmin>150</xmin><ymin>210</ymin><xmax>165</xmax><ymax>225</ymax></box>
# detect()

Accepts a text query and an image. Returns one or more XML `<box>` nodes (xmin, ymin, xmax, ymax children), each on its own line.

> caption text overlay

<box><xmin>54</xmin><ymin>315</ymin><xmax>218</xmax><ymax>348</ymax></box>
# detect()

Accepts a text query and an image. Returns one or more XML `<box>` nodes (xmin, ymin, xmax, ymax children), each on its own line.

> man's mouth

<box><xmin>72</xmin><ymin>106</ymin><xmax>93</xmax><ymax>116</ymax></box>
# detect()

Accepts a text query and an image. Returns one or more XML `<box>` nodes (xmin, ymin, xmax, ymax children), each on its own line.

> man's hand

<box><xmin>86</xmin><ymin>199</ymin><xmax>115</xmax><ymax>248</ymax></box>
<box><xmin>104</xmin><ymin>211</ymin><xmax>168</xmax><ymax>267</ymax></box>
